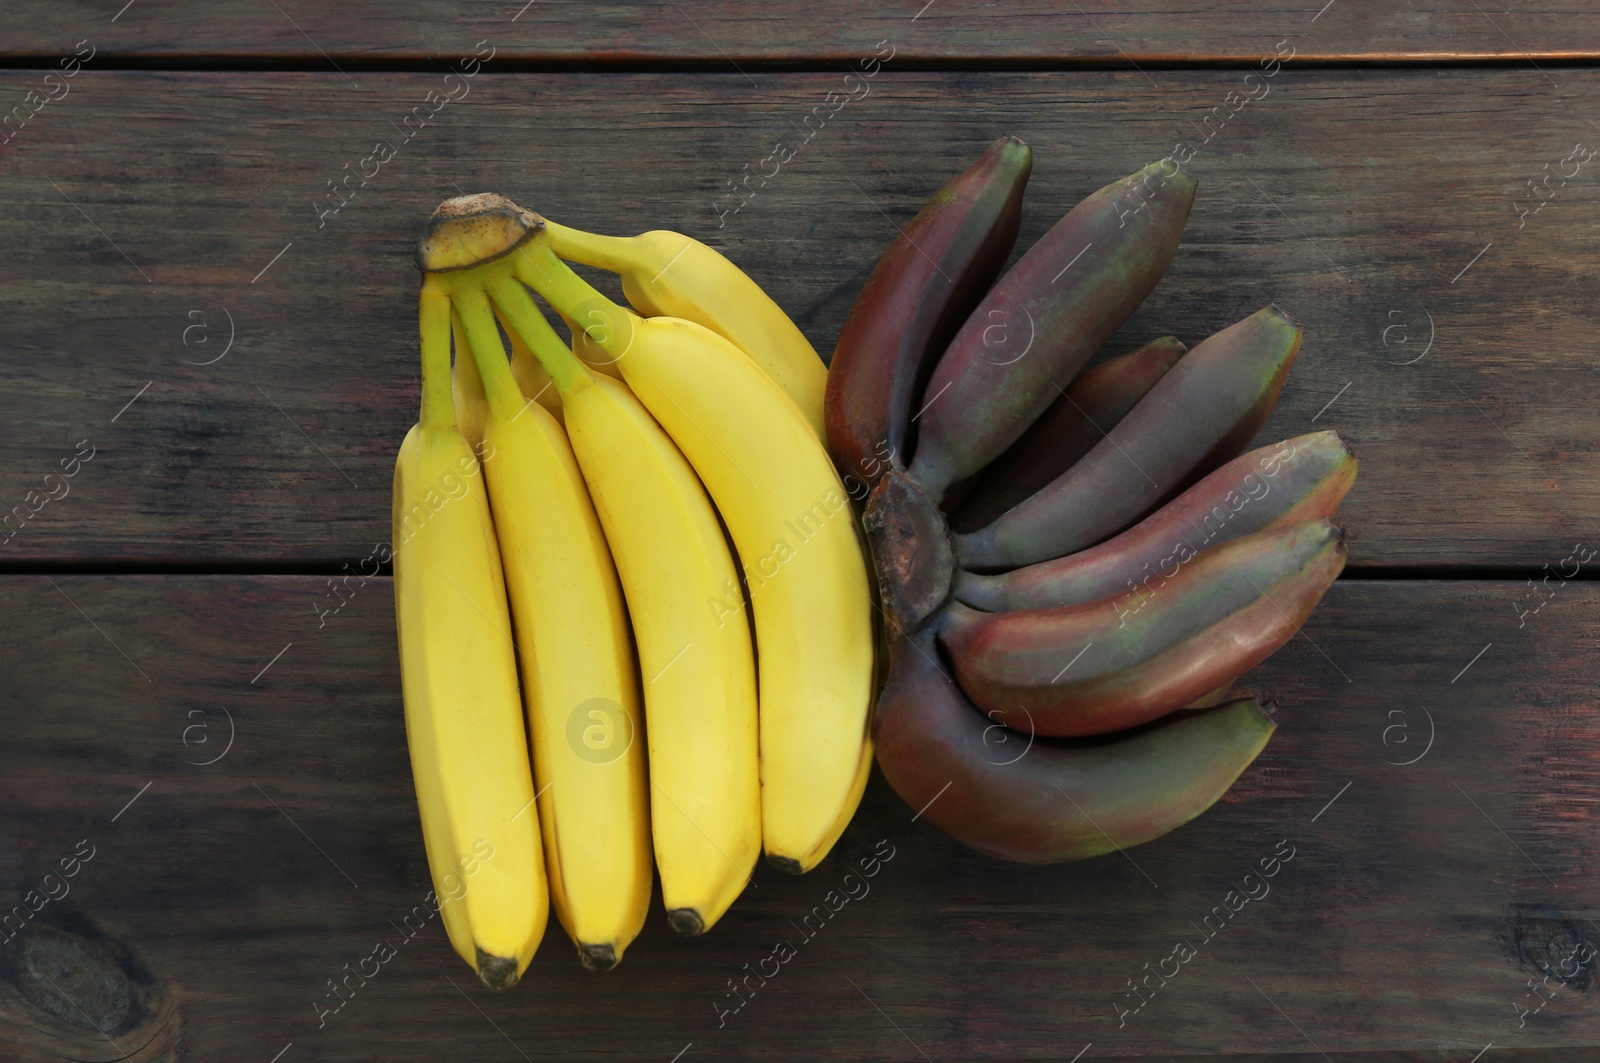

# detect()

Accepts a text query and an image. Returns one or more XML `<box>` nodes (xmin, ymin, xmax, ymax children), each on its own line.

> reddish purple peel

<box><xmin>873</xmin><ymin>630</ymin><xmax>1276</xmax><ymax>864</ymax></box>
<box><xmin>825</xmin><ymin>137</ymin><xmax>1031</xmax><ymax>495</ymax></box>
<box><xmin>819</xmin><ymin>154</ymin><xmax>1348</xmax><ymax>868</ymax></box>
<box><xmin>951</xmin><ymin>335</ymin><xmax>1188</xmax><ymax>532</ymax></box>
<box><xmin>954</xmin><ymin>430</ymin><xmax>1357</xmax><ymax>612</ymax></box>
<box><xmin>907</xmin><ymin>160</ymin><xmax>1197</xmax><ymax>502</ymax></box>
<box><xmin>938</xmin><ymin>521</ymin><xmax>1345</xmax><ymax>737</ymax></box>
<box><xmin>957</xmin><ymin>305</ymin><xmax>1302</xmax><ymax>569</ymax></box>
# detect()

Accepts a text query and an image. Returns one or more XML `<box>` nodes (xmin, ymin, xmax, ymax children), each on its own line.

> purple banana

<box><xmin>906</xmin><ymin>160</ymin><xmax>1197</xmax><ymax>503</ymax></box>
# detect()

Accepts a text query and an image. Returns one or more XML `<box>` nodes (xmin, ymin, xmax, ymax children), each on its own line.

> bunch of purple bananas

<box><xmin>827</xmin><ymin>138</ymin><xmax>1356</xmax><ymax>863</ymax></box>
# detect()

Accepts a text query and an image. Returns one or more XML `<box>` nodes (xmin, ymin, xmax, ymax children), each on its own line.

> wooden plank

<box><xmin>4</xmin><ymin>3</ymin><xmax>1600</xmax><ymax>64</ymax></box>
<box><xmin>0</xmin><ymin>575</ymin><xmax>1597</xmax><ymax>1060</ymax></box>
<box><xmin>0</xmin><ymin>69</ymin><xmax>1596</xmax><ymax>567</ymax></box>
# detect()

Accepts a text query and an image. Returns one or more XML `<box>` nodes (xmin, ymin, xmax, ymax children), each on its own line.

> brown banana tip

<box><xmin>579</xmin><ymin>943</ymin><xmax>619</xmax><ymax>972</ymax></box>
<box><xmin>667</xmin><ymin>908</ymin><xmax>707</xmax><ymax>937</ymax></box>
<box><xmin>1258</xmin><ymin>695</ymin><xmax>1279</xmax><ymax>718</ymax></box>
<box><xmin>765</xmin><ymin>854</ymin><xmax>806</xmax><ymax>876</ymax></box>
<box><xmin>415</xmin><ymin>192</ymin><xmax>546</xmax><ymax>273</ymax></box>
<box><xmin>1266</xmin><ymin>302</ymin><xmax>1301</xmax><ymax>327</ymax></box>
<box><xmin>473</xmin><ymin>948</ymin><xmax>521</xmax><ymax>990</ymax></box>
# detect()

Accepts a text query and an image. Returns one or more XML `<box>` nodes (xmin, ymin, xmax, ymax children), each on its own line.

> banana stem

<box><xmin>512</xmin><ymin>241</ymin><xmax>630</xmax><ymax>361</ymax></box>
<box><xmin>419</xmin><ymin>285</ymin><xmax>455</xmax><ymax>429</ymax></box>
<box><xmin>542</xmin><ymin>219</ymin><xmax>636</xmax><ymax>275</ymax></box>
<box><xmin>451</xmin><ymin>305</ymin><xmax>489</xmax><ymax>408</ymax></box>
<box><xmin>492</xmin><ymin>303</ymin><xmax>551</xmax><ymax>403</ymax></box>
<box><xmin>454</xmin><ymin>287</ymin><xmax>530</xmax><ymax>424</ymax></box>
<box><xmin>486</xmin><ymin>273</ymin><xmax>594</xmax><ymax>397</ymax></box>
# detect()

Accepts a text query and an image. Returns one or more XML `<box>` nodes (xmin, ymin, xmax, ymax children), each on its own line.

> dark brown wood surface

<box><xmin>2</xmin><ymin>68</ymin><xmax>1597</xmax><ymax>568</ymax></box>
<box><xmin>5</xmin><ymin>11</ymin><xmax>1599</xmax><ymax>1061</ymax></box>
<box><xmin>0</xmin><ymin>576</ymin><xmax>1595</xmax><ymax>1061</ymax></box>
<box><xmin>3</xmin><ymin>3</ymin><xmax>1600</xmax><ymax>64</ymax></box>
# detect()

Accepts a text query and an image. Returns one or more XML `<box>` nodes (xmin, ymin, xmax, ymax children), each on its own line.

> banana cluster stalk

<box><xmin>393</xmin><ymin>193</ymin><xmax>869</xmax><ymax>980</ymax></box>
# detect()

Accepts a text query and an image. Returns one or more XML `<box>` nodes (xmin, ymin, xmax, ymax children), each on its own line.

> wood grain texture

<box><xmin>4</xmin><ymin>3</ymin><xmax>1600</xmax><ymax>63</ymax></box>
<box><xmin>0</xmin><ymin>575</ymin><xmax>1597</xmax><ymax>1060</ymax></box>
<box><xmin>0</xmin><ymin>68</ymin><xmax>1597</xmax><ymax>568</ymax></box>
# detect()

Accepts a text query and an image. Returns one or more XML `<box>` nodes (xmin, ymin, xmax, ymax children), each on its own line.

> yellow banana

<box><xmin>392</xmin><ymin>282</ymin><xmax>547</xmax><ymax>988</ymax></box>
<box><xmin>543</xmin><ymin>219</ymin><xmax>828</xmax><ymax>437</ymax></box>
<box><xmin>453</xmin><ymin>286</ymin><xmax>653</xmax><ymax>971</ymax></box>
<box><xmin>811</xmin><ymin>740</ymin><xmax>875</xmax><ymax>865</ymax></box>
<box><xmin>508</xmin><ymin>238</ymin><xmax>874</xmax><ymax>874</ymax></box>
<box><xmin>480</xmin><ymin>274</ymin><xmax>761</xmax><ymax>934</ymax></box>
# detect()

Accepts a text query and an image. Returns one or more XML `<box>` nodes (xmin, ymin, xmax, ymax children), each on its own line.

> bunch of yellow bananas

<box><xmin>391</xmin><ymin>194</ymin><xmax>873</xmax><ymax>987</ymax></box>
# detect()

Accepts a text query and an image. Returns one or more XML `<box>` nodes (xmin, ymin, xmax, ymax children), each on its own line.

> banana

<box><xmin>958</xmin><ymin>305</ymin><xmax>1302</xmax><ymax>569</ymax></box>
<box><xmin>873</xmin><ymin>629</ymin><xmax>1276</xmax><ymax>863</ymax></box>
<box><xmin>543</xmin><ymin>219</ymin><xmax>828</xmax><ymax>436</ymax></box>
<box><xmin>392</xmin><ymin>282</ymin><xmax>547</xmax><ymax>989</ymax></box>
<box><xmin>392</xmin><ymin>445</ymin><xmax>473</xmax><ymax>967</ymax></box>
<box><xmin>507</xmin><ymin>234</ymin><xmax>874</xmax><ymax>874</ymax></box>
<box><xmin>950</xmin><ymin>336</ymin><xmax>1187</xmax><ymax>531</ymax></box>
<box><xmin>825</xmin><ymin>136</ymin><xmax>1031</xmax><ymax>494</ymax></box>
<box><xmin>451</xmin><ymin>287</ymin><xmax>653</xmax><ymax>970</ymax></box>
<box><xmin>955</xmin><ymin>430</ymin><xmax>1358</xmax><ymax>611</ymax></box>
<box><xmin>938</xmin><ymin>520</ymin><xmax>1346</xmax><ymax>737</ymax></box>
<box><xmin>451</xmin><ymin>307</ymin><xmax>489</xmax><ymax>452</ymax></box>
<box><xmin>907</xmin><ymin>160</ymin><xmax>1197</xmax><ymax>502</ymax></box>
<box><xmin>479</xmin><ymin>274</ymin><xmax>762</xmax><ymax>935</ymax></box>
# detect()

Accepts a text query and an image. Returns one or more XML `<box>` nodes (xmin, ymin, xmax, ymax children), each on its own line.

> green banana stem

<box><xmin>542</xmin><ymin>219</ymin><xmax>635</xmax><ymax>275</ymax></box>
<box><xmin>419</xmin><ymin>287</ymin><xmax>456</xmax><ymax>430</ymax></box>
<box><xmin>451</xmin><ymin>304</ymin><xmax>491</xmax><ymax>434</ymax></box>
<box><xmin>485</xmin><ymin>274</ymin><xmax>593</xmax><ymax>397</ymax></box>
<box><xmin>493</xmin><ymin>303</ymin><xmax>553</xmax><ymax>404</ymax></box>
<box><xmin>453</xmin><ymin>287</ymin><xmax>527</xmax><ymax>423</ymax></box>
<box><xmin>512</xmin><ymin>240</ymin><xmax>629</xmax><ymax>360</ymax></box>
<box><xmin>450</xmin><ymin>309</ymin><xmax>472</xmax><ymax>379</ymax></box>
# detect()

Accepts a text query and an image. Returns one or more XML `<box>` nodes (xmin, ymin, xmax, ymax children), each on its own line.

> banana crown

<box><xmin>417</xmin><ymin>193</ymin><xmax>545</xmax><ymax>272</ymax></box>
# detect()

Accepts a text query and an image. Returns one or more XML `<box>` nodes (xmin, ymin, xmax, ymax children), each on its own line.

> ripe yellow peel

<box><xmin>450</xmin><ymin>264</ymin><xmax>762</xmax><ymax>932</ymax></box>
<box><xmin>806</xmin><ymin>739</ymin><xmax>876</xmax><ymax>865</ymax></box>
<box><xmin>441</xmin><ymin>242</ymin><xmax>872</xmax><ymax>877</ymax></box>
<box><xmin>455</xmin><ymin>287</ymin><xmax>653</xmax><ymax>968</ymax></box>
<box><xmin>542</xmin><ymin>219</ymin><xmax>828</xmax><ymax>438</ymax></box>
<box><xmin>391</xmin><ymin>429</ymin><xmax>475</xmax><ymax>962</ymax></box>
<box><xmin>558</xmin><ymin>374</ymin><xmax>761</xmax><ymax>932</ymax></box>
<box><xmin>393</xmin><ymin>286</ymin><xmax>547</xmax><ymax>986</ymax></box>
<box><xmin>603</xmin><ymin>316</ymin><xmax>874</xmax><ymax>870</ymax></box>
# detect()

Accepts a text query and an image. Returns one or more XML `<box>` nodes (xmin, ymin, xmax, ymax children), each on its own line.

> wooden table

<box><xmin>3</xmin><ymin>6</ymin><xmax>1598</xmax><ymax>1061</ymax></box>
